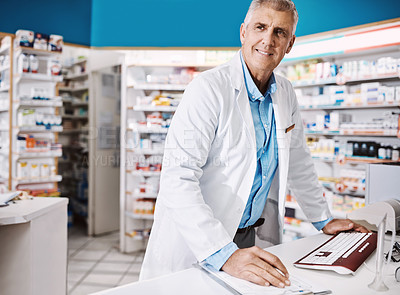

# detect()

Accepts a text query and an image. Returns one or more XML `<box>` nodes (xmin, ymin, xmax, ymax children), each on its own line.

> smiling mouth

<box><xmin>256</xmin><ymin>49</ymin><xmax>273</xmax><ymax>56</ymax></box>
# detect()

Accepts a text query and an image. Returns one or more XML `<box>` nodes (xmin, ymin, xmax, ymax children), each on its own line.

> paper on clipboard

<box><xmin>198</xmin><ymin>262</ymin><xmax>331</xmax><ymax>295</ymax></box>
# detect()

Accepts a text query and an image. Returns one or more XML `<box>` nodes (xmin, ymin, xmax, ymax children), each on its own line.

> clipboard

<box><xmin>196</xmin><ymin>262</ymin><xmax>331</xmax><ymax>295</ymax></box>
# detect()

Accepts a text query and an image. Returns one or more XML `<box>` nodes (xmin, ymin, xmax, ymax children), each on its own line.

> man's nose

<box><xmin>261</xmin><ymin>30</ymin><xmax>275</xmax><ymax>47</ymax></box>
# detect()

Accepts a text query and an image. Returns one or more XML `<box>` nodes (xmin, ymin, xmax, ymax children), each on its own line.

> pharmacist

<box><xmin>140</xmin><ymin>0</ymin><xmax>368</xmax><ymax>288</ymax></box>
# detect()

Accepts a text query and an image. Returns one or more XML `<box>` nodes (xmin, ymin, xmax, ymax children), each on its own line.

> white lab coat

<box><xmin>139</xmin><ymin>51</ymin><xmax>332</xmax><ymax>280</ymax></box>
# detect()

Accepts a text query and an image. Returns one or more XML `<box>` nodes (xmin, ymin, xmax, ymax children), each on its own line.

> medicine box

<box><xmin>48</xmin><ymin>34</ymin><xmax>63</xmax><ymax>52</ymax></box>
<box><xmin>33</xmin><ymin>32</ymin><xmax>49</xmax><ymax>50</ymax></box>
<box><xmin>15</xmin><ymin>30</ymin><xmax>34</xmax><ymax>48</ymax></box>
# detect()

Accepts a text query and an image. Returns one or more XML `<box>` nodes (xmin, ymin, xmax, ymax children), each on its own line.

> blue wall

<box><xmin>91</xmin><ymin>0</ymin><xmax>400</xmax><ymax>47</ymax></box>
<box><xmin>1</xmin><ymin>0</ymin><xmax>399</xmax><ymax>47</ymax></box>
<box><xmin>0</xmin><ymin>0</ymin><xmax>92</xmax><ymax>46</ymax></box>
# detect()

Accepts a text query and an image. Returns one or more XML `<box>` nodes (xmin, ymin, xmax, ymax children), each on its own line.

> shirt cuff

<box><xmin>312</xmin><ymin>216</ymin><xmax>333</xmax><ymax>231</ymax></box>
<box><xmin>203</xmin><ymin>242</ymin><xmax>239</xmax><ymax>271</ymax></box>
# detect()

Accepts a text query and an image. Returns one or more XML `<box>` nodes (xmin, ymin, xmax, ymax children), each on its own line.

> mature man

<box><xmin>140</xmin><ymin>0</ymin><xmax>367</xmax><ymax>288</ymax></box>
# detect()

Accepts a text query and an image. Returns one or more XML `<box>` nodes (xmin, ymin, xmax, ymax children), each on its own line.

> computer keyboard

<box><xmin>294</xmin><ymin>232</ymin><xmax>377</xmax><ymax>275</ymax></box>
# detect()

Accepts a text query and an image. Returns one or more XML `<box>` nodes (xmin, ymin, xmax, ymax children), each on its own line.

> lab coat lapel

<box><xmin>228</xmin><ymin>52</ymin><xmax>256</xmax><ymax>150</ymax></box>
<box><xmin>271</xmin><ymin>84</ymin><xmax>291</xmax><ymax>228</ymax></box>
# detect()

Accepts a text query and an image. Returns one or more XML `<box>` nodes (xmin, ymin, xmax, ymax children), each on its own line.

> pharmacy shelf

<box><xmin>291</xmin><ymin>73</ymin><xmax>399</xmax><ymax>88</ymax></box>
<box><xmin>0</xmin><ymin>86</ymin><xmax>10</xmax><ymax>92</ymax></box>
<box><xmin>64</xmin><ymin>58</ymin><xmax>88</xmax><ymax>68</ymax></box>
<box><xmin>126</xmin><ymin>191</ymin><xmax>158</xmax><ymax>199</ymax></box>
<box><xmin>0</xmin><ymin>44</ymin><xmax>10</xmax><ymax>55</ymax></box>
<box><xmin>129</xmin><ymin>105</ymin><xmax>178</xmax><ymax>112</ymax></box>
<box><xmin>16</xmin><ymin>126</ymin><xmax>63</xmax><ymax>133</ymax></box>
<box><xmin>126</xmin><ymin>148</ymin><xmax>164</xmax><ymax>155</ymax></box>
<box><xmin>14</xmin><ymin>175</ymin><xmax>62</xmax><ymax>185</ymax></box>
<box><xmin>311</xmin><ymin>156</ymin><xmax>400</xmax><ymax>164</ymax></box>
<box><xmin>128</xmin><ymin>126</ymin><xmax>169</xmax><ymax>134</ymax></box>
<box><xmin>283</xmin><ymin>223</ymin><xmax>318</xmax><ymax>236</ymax></box>
<box><xmin>60</xmin><ymin>128</ymin><xmax>89</xmax><ymax>134</ymax></box>
<box><xmin>127</xmin><ymin>63</ymin><xmax>220</xmax><ymax>68</ymax></box>
<box><xmin>0</xmin><ymin>106</ymin><xmax>9</xmax><ymax>112</ymax></box>
<box><xmin>62</xmin><ymin>99</ymin><xmax>88</xmax><ymax>107</ymax></box>
<box><xmin>58</xmin><ymin>86</ymin><xmax>89</xmax><ymax>92</ymax></box>
<box><xmin>62</xmin><ymin>114</ymin><xmax>88</xmax><ymax>120</ymax></box>
<box><xmin>15</xmin><ymin>47</ymin><xmax>61</xmax><ymax>57</ymax></box>
<box><xmin>0</xmin><ymin>64</ymin><xmax>10</xmax><ymax>72</ymax></box>
<box><xmin>300</xmin><ymin>102</ymin><xmax>400</xmax><ymax>111</ymax></box>
<box><xmin>128</xmin><ymin>170</ymin><xmax>161</xmax><ymax>177</ymax></box>
<box><xmin>65</xmin><ymin>73</ymin><xmax>89</xmax><ymax>80</ymax></box>
<box><xmin>125</xmin><ymin>233</ymin><xmax>149</xmax><ymax>241</ymax></box>
<box><xmin>15</xmin><ymin>73</ymin><xmax>63</xmax><ymax>82</ymax></box>
<box><xmin>305</xmin><ymin>129</ymin><xmax>398</xmax><ymax>137</ymax></box>
<box><xmin>127</xmin><ymin>83</ymin><xmax>186</xmax><ymax>91</ymax></box>
<box><xmin>16</xmin><ymin>99</ymin><xmax>63</xmax><ymax>107</ymax></box>
<box><xmin>285</xmin><ymin>201</ymin><xmax>347</xmax><ymax>219</ymax></box>
<box><xmin>125</xmin><ymin>211</ymin><xmax>154</xmax><ymax>220</ymax></box>
<box><xmin>14</xmin><ymin>151</ymin><xmax>62</xmax><ymax>159</ymax></box>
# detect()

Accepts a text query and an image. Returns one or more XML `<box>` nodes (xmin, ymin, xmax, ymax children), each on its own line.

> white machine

<box><xmin>348</xmin><ymin>199</ymin><xmax>400</xmax><ymax>233</ymax></box>
<box><xmin>366</xmin><ymin>162</ymin><xmax>400</xmax><ymax>205</ymax></box>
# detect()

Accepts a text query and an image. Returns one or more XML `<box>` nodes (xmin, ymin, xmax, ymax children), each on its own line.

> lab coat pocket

<box><xmin>276</xmin><ymin>128</ymin><xmax>291</xmax><ymax>151</ymax></box>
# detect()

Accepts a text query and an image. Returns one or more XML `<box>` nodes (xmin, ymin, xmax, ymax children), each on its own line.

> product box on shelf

<box><xmin>48</xmin><ymin>59</ymin><xmax>62</xmax><ymax>76</ymax></box>
<box><xmin>47</xmin><ymin>34</ymin><xmax>63</xmax><ymax>52</ymax></box>
<box><xmin>15</xmin><ymin>30</ymin><xmax>34</xmax><ymax>48</ymax></box>
<box><xmin>33</xmin><ymin>33</ymin><xmax>49</xmax><ymax>50</ymax></box>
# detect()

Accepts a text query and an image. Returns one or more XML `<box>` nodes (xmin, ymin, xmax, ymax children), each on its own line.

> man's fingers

<box><xmin>353</xmin><ymin>222</ymin><xmax>370</xmax><ymax>233</ymax></box>
<box><xmin>253</xmin><ymin>247</ymin><xmax>289</xmax><ymax>278</ymax></box>
<box><xmin>241</xmin><ymin>269</ymin><xmax>269</xmax><ymax>286</ymax></box>
<box><xmin>245</xmin><ymin>263</ymin><xmax>288</xmax><ymax>288</ymax></box>
<box><xmin>323</xmin><ymin>219</ymin><xmax>371</xmax><ymax>235</ymax></box>
<box><xmin>221</xmin><ymin>247</ymin><xmax>291</xmax><ymax>288</ymax></box>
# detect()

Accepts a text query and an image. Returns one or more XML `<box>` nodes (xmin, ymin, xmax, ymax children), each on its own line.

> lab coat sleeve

<box><xmin>286</xmin><ymin>86</ymin><xmax>332</xmax><ymax>223</ymax></box>
<box><xmin>157</xmin><ymin>74</ymin><xmax>233</xmax><ymax>262</ymax></box>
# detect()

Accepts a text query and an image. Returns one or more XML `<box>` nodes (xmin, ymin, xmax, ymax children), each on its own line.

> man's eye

<box><xmin>277</xmin><ymin>30</ymin><xmax>287</xmax><ymax>37</ymax></box>
<box><xmin>256</xmin><ymin>25</ymin><xmax>264</xmax><ymax>30</ymax></box>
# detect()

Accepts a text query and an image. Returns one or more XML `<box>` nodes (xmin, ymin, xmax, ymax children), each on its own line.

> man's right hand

<box><xmin>221</xmin><ymin>246</ymin><xmax>290</xmax><ymax>288</ymax></box>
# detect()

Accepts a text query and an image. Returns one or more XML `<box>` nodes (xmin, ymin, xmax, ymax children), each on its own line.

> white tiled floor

<box><xmin>68</xmin><ymin>225</ymin><xmax>144</xmax><ymax>295</ymax></box>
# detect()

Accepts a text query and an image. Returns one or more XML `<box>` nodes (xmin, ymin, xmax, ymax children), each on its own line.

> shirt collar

<box><xmin>240</xmin><ymin>51</ymin><xmax>276</xmax><ymax>102</ymax></box>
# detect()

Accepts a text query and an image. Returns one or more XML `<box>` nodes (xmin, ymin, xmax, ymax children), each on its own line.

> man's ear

<box><xmin>240</xmin><ymin>23</ymin><xmax>246</xmax><ymax>45</ymax></box>
<box><xmin>286</xmin><ymin>35</ymin><xmax>296</xmax><ymax>54</ymax></box>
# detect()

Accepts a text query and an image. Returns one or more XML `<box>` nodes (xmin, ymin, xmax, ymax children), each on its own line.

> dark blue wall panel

<box><xmin>90</xmin><ymin>0</ymin><xmax>400</xmax><ymax>47</ymax></box>
<box><xmin>90</xmin><ymin>0</ymin><xmax>249</xmax><ymax>47</ymax></box>
<box><xmin>0</xmin><ymin>0</ymin><xmax>92</xmax><ymax>46</ymax></box>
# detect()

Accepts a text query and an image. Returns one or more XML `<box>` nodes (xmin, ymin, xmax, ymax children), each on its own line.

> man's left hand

<box><xmin>322</xmin><ymin>218</ymin><xmax>370</xmax><ymax>235</ymax></box>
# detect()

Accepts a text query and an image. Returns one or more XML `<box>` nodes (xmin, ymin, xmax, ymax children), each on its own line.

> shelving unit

<box><xmin>0</xmin><ymin>34</ymin><xmax>12</xmax><ymax>189</ymax></box>
<box><xmin>120</xmin><ymin>50</ymin><xmax>237</xmax><ymax>252</ymax></box>
<box><xmin>58</xmin><ymin>56</ymin><xmax>90</xmax><ymax>223</ymax></box>
<box><xmin>279</xmin><ymin>21</ymin><xmax>400</xmax><ymax>241</ymax></box>
<box><xmin>121</xmin><ymin>64</ymin><xmax>184</xmax><ymax>252</ymax></box>
<box><xmin>11</xmin><ymin>43</ymin><xmax>63</xmax><ymax>196</ymax></box>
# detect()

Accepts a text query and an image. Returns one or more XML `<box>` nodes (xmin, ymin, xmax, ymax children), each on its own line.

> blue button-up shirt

<box><xmin>204</xmin><ymin>52</ymin><xmax>332</xmax><ymax>270</ymax></box>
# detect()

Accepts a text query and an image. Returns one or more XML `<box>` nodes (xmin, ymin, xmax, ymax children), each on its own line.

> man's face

<box><xmin>240</xmin><ymin>4</ymin><xmax>296</xmax><ymax>78</ymax></box>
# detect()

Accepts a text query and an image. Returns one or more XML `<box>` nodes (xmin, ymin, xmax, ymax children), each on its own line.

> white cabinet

<box><xmin>0</xmin><ymin>197</ymin><xmax>68</xmax><ymax>295</ymax></box>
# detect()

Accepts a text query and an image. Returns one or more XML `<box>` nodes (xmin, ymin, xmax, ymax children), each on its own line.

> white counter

<box><xmin>0</xmin><ymin>197</ymin><xmax>68</xmax><ymax>295</ymax></box>
<box><xmin>94</xmin><ymin>233</ymin><xmax>400</xmax><ymax>295</ymax></box>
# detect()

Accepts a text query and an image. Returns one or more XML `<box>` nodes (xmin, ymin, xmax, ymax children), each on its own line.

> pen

<box><xmin>287</xmin><ymin>291</ymin><xmax>313</xmax><ymax>295</ymax></box>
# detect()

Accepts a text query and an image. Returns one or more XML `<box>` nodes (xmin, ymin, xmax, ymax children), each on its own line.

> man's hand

<box><xmin>221</xmin><ymin>246</ymin><xmax>290</xmax><ymax>288</ymax></box>
<box><xmin>322</xmin><ymin>218</ymin><xmax>370</xmax><ymax>235</ymax></box>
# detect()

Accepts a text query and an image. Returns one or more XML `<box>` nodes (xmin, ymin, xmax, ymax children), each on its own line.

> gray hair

<box><xmin>244</xmin><ymin>0</ymin><xmax>299</xmax><ymax>33</ymax></box>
